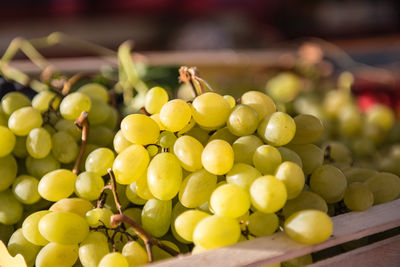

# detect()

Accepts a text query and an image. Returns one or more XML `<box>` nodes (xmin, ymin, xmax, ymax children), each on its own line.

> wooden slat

<box><xmin>150</xmin><ymin>199</ymin><xmax>400</xmax><ymax>267</ymax></box>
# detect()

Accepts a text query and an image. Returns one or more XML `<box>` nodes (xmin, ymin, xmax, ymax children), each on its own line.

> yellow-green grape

<box><xmin>227</xmin><ymin>104</ymin><xmax>259</xmax><ymax>136</ymax></box>
<box><xmin>102</xmin><ymin>105</ymin><xmax>118</xmax><ymax>130</ymax></box>
<box><xmin>290</xmin><ymin>114</ymin><xmax>324</xmax><ymax>144</ymax></box>
<box><xmin>179</xmin><ymin>169</ymin><xmax>217</xmax><ymax>208</ymax></box>
<box><xmin>171</xmin><ymin>202</ymin><xmax>191</xmax><ymax>244</ymax></box>
<box><xmin>12</xmin><ymin>175</ymin><xmax>41</xmax><ymax>204</ymax></box>
<box><xmin>135</xmin><ymin>172</ymin><xmax>155</xmax><ymax>200</ymax></box>
<box><xmin>323</xmin><ymin>141</ymin><xmax>352</xmax><ymax>164</ymax></box>
<box><xmin>185</xmin><ymin>125</ymin><xmax>210</xmax><ymax>146</ymax></box>
<box><xmin>253</xmin><ymin>145</ymin><xmax>282</xmax><ymax>175</ymax></box>
<box><xmin>274</xmin><ymin>161</ymin><xmax>305</xmax><ymax>199</ymax></box>
<box><xmin>366</xmin><ymin>104</ymin><xmax>395</xmax><ymax>131</ymax></box>
<box><xmin>26</xmin><ymin>128</ymin><xmax>52</xmax><ymax>159</ymax></box>
<box><xmin>121</xmin><ymin>114</ymin><xmax>160</xmax><ymax>145</ymax></box>
<box><xmin>88</xmin><ymin>98</ymin><xmax>110</xmax><ymax>125</ymax></box>
<box><xmin>208</xmin><ymin>127</ymin><xmax>237</xmax><ymax>145</ymax></box>
<box><xmin>150</xmin><ymin>113</ymin><xmax>166</xmax><ymax>131</ymax></box>
<box><xmin>32</xmin><ymin>90</ymin><xmax>60</xmax><ymax>112</ymax></box>
<box><xmin>25</xmin><ymin>154</ymin><xmax>60</xmax><ymax>180</ymax></box>
<box><xmin>323</xmin><ymin>89</ymin><xmax>351</xmax><ymax>119</ymax></box>
<box><xmin>282</xmin><ymin>254</ymin><xmax>313</xmax><ymax>267</ymax></box>
<box><xmin>59</xmin><ymin>92</ymin><xmax>92</xmax><ymax>120</ymax></box>
<box><xmin>0</xmin><ymin>125</ymin><xmax>16</xmax><ymax>157</ymax></box>
<box><xmin>145</xmin><ymin>86</ymin><xmax>169</xmax><ymax>114</ymax></box>
<box><xmin>232</xmin><ymin>135</ymin><xmax>263</xmax><ymax>164</ymax></box>
<box><xmin>192</xmin><ymin>92</ymin><xmax>231</xmax><ymax>129</ymax></box>
<box><xmin>54</xmin><ymin>119</ymin><xmax>81</xmax><ymax>141</ymax></box>
<box><xmin>148</xmin><ymin>152</ymin><xmax>182</xmax><ymax>200</ymax></box>
<box><xmin>85</xmin><ymin>147</ymin><xmax>115</xmax><ymax>176</ymax></box>
<box><xmin>364</xmin><ymin>172</ymin><xmax>400</xmax><ymax>204</ymax></box>
<box><xmin>38</xmin><ymin>169</ymin><xmax>77</xmax><ymax>202</ymax></box>
<box><xmin>105</xmin><ymin>183</ymin><xmax>130</xmax><ymax>213</ymax></box>
<box><xmin>223</xmin><ymin>95</ymin><xmax>236</xmax><ymax>108</ymax></box>
<box><xmin>1</xmin><ymin>92</ymin><xmax>31</xmax><ymax>115</ymax></box>
<box><xmin>39</xmin><ymin>211</ymin><xmax>89</xmax><ymax>244</ymax></box>
<box><xmin>284</xmin><ymin>210</ymin><xmax>333</xmax><ymax>244</ymax></box>
<box><xmin>151</xmin><ymin>240</ymin><xmax>180</xmax><ymax>261</ymax></box>
<box><xmin>78</xmin><ymin>83</ymin><xmax>109</xmax><ymax>102</ymax></box>
<box><xmin>50</xmin><ymin>198</ymin><xmax>94</xmax><ymax>218</ymax></box>
<box><xmin>141</xmin><ymin>199</ymin><xmax>172</xmax><ymax>237</ymax></box>
<box><xmin>257</xmin><ymin>111</ymin><xmax>296</xmax><ymax>146</ymax></box>
<box><xmin>86</xmin><ymin>208</ymin><xmax>113</xmax><ymax>228</ymax></box>
<box><xmin>282</xmin><ymin>191</ymin><xmax>328</xmax><ymax>219</ymax></box>
<box><xmin>191</xmin><ymin>244</ymin><xmax>208</xmax><ymax>254</ymax></box>
<box><xmin>286</xmin><ymin>144</ymin><xmax>323</xmax><ymax>175</ymax></box>
<box><xmin>35</xmin><ymin>242</ymin><xmax>79</xmax><ymax>267</ymax></box>
<box><xmin>8</xmin><ymin>107</ymin><xmax>43</xmax><ymax>136</ymax></box>
<box><xmin>174</xmin><ymin>210</ymin><xmax>210</xmax><ymax>242</ymax></box>
<box><xmin>226</xmin><ymin>163</ymin><xmax>261</xmax><ymax>191</ymax></box>
<box><xmin>88</xmin><ymin>125</ymin><xmax>113</xmax><ymax>147</ymax></box>
<box><xmin>12</xmin><ymin>135</ymin><xmax>28</xmax><ymax>158</ymax></box>
<box><xmin>343</xmin><ymin>167</ymin><xmax>377</xmax><ymax>184</ymax></box>
<box><xmin>0</xmin><ymin>189</ymin><xmax>23</xmax><ymax>225</ymax></box>
<box><xmin>310</xmin><ymin>165</ymin><xmax>347</xmax><ymax>204</ymax></box>
<box><xmin>202</xmin><ymin>139</ymin><xmax>234</xmax><ymax>175</ymax></box>
<box><xmin>248</xmin><ymin>211</ymin><xmax>279</xmax><ymax>237</ymax></box>
<box><xmin>344</xmin><ymin>183</ymin><xmax>374</xmax><ymax>211</ymax></box>
<box><xmin>79</xmin><ymin>231</ymin><xmax>110</xmax><ymax>267</ymax></box>
<box><xmin>250</xmin><ymin>176</ymin><xmax>287</xmax><ymax>213</ymax></box>
<box><xmin>113</xmin><ymin>144</ymin><xmax>149</xmax><ymax>185</ymax></box>
<box><xmin>8</xmin><ymin>228</ymin><xmax>41</xmax><ymax>267</ymax></box>
<box><xmin>362</xmin><ymin>123</ymin><xmax>386</xmax><ymax>145</ymax></box>
<box><xmin>265</xmin><ymin>72</ymin><xmax>300</xmax><ymax>103</ymax></box>
<box><xmin>159</xmin><ymin>99</ymin><xmax>192</xmax><ymax>132</ymax></box>
<box><xmin>122</xmin><ymin>241</ymin><xmax>149</xmax><ymax>266</ymax></box>
<box><xmin>277</xmin><ymin>147</ymin><xmax>303</xmax><ymax>168</ymax></box>
<box><xmin>113</xmin><ymin>130</ymin><xmax>133</xmax><ymax>154</ymax></box>
<box><xmin>159</xmin><ymin>131</ymin><xmax>177</xmax><ymax>149</ymax></box>
<box><xmin>146</xmin><ymin>144</ymin><xmax>159</xmax><ymax>157</ymax></box>
<box><xmin>22</xmin><ymin>210</ymin><xmax>52</xmax><ymax>246</ymax></box>
<box><xmin>98</xmin><ymin>252</ymin><xmax>129</xmax><ymax>267</ymax></box>
<box><xmin>0</xmin><ymin>154</ymin><xmax>17</xmax><ymax>191</ymax></box>
<box><xmin>241</xmin><ymin>91</ymin><xmax>276</xmax><ymax>121</ymax></box>
<box><xmin>75</xmin><ymin>171</ymin><xmax>104</xmax><ymax>201</ymax></box>
<box><xmin>51</xmin><ymin>131</ymin><xmax>79</xmax><ymax>163</ymax></box>
<box><xmin>125</xmin><ymin>183</ymin><xmax>147</xmax><ymax>205</ymax></box>
<box><xmin>123</xmin><ymin>207</ymin><xmax>142</xmax><ymax>227</ymax></box>
<box><xmin>193</xmin><ymin>215</ymin><xmax>240</xmax><ymax>249</ymax></box>
<box><xmin>173</xmin><ymin>135</ymin><xmax>204</xmax><ymax>172</ymax></box>
<box><xmin>338</xmin><ymin>104</ymin><xmax>362</xmax><ymax>137</ymax></box>
<box><xmin>210</xmin><ymin>184</ymin><xmax>250</xmax><ymax>218</ymax></box>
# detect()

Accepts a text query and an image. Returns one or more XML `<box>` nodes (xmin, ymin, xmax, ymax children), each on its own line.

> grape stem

<box><xmin>72</xmin><ymin>111</ymin><xmax>89</xmax><ymax>175</ymax></box>
<box><xmin>179</xmin><ymin>66</ymin><xmax>214</xmax><ymax>96</ymax></box>
<box><xmin>61</xmin><ymin>73</ymin><xmax>89</xmax><ymax>96</ymax></box>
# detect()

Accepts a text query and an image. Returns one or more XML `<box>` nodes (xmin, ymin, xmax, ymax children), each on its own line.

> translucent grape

<box><xmin>286</xmin><ymin>144</ymin><xmax>324</xmax><ymax>175</ymax></box>
<box><xmin>75</xmin><ymin>171</ymin><xmax>104</xmax><ymax>201</ymax></box>
<box><xmin>175</xmin><ymin>210</ymin><xmax>210</xmax><ymax>242</ymax></box>
<box><xmin>173</xmin><ymin>135</ymin><xmax>204</xmax><ymax>172</ymax></box>
<box><xmin>146</xmin><ymin>144</ymin><xmax>159</xmax><ymax>157</ymax></box>
<box><xmin>0</xmin><ymin>190</ymin><xmax>23</xmax><ymax>225</ymax></box>
<box><xmin>98</xmin><ymin>252</ymin><xmax>129</xmax><ymax>267</ymax></box>
<box><xmin>344</xmin><ymin>183</ymin><xmax>374</xmax><ymax>211</ymax></box>
<box><xmin>184</xmin><ymin>125</ymin><xmax>210</xmax><ymax>146</ymax></box>
<box><xmin>50</xmin><ymin>198</ymin><xmax>94</xmax><ymax>218</ymax></box>
<box><xmin>85</xmin><ymin>147</ymin><xmax>115</xmax><ymax>176</ymax></box>
<box><xmin>113</xmin><ymin>130</ymin><xmax>133</xmax><ymax>153</ymax></box>
<box><xmin>343</xmin><ymin>167</ymin><xmax>377</xmax><ymax>184</ymax></box>
<box><xmin>8</xmin><ymin>107</ymin><xmax>43</xmax><ymax>136</ymax></box>
<box><xmin>141</xmin><ymin>199</ymin><xmax>172</xmax><ymax>237</ymax></box>
<box><xmin>113</xmin><ymin>144</ymin><xmax>149</xmax><ymax>184</ymax></box>
<box><xmin>79</xmin><ymin>231</ymin><xmax>110</xmax><ymax>267</ymax></box>
<box><xmin>1</xmin><ymin>92</ymin><xmax>31</xmax><ymax>116</ymax></box>
<box><xmin>121</xmin><ymin>114</ymin><xmax>160</xmax><ymax>145</ymax></box>
<box><xmin>0</xmin><ymin>125</ymin><xmax>16</xmax><ymax>157</ymax></box>
<box><xmin>192</xmin><ymin>92</ymin><xmax>231</xmax><ymax>129</ymax></box>
<box><xmin>32</xmin><ymin>90</ymin><xmax>60</xmax><ymax>112</ymax></box>
<box><xmin>12</xmin><ymin>175</ymin><xmax>40</xmax><ymax>204</ymax></box>
<box><xmin>78</xmin><ymin>83</ymin><xmax>109</xmax><ymax>102</ymax></box>
<box><xmin>38</xmin><ymin>169</ymin><xmax>77</xmax><ymax>202</ymax></box>
<box><xmin>7</xmin><ymin>228</ymin><xmax>41</xmax><ymax>267</ymax></box>
<box><xmin>364</xmin><ymin>172</ymin><xmax>400</xmax><ymax>204</ymax></box>
<box><xmin>241</xmin><ymin>91</ymin><xmax>276</xmax><ymax>120</ymax></box>
<box><xmin>0</xmin><ymin>154</ymin><xmax>17</xmax><ymax>191</ymax></box>
<box><xmin>250</xmin><ymin>175</ymin><xmax>287</xmax><ymax>213</ymax></box>
<box><xmin>257</xmin><ymin>111</ymin><xmax>296</xmax><ymax>146</ymax></box>
<box><xmin>277</xmin><ymin>147</ymin><xmax>303</xmax><ymax>168</ymax></box>
<box><xmin>145</xmin><ymin>86</ymin><xmax>169</xmax><ymax>114</ymax></box>
<box><xmin>265</xmin><ymin>72</ymin><xmax>300</xmax><ymax>103</ymax></box>
<box><xmin>59</xmin><ymin>92</ymin><xmax>92</xmax><ymax>120</ymax></box>
<box><xmin>86</xmin><ymin>208</ymin><xmax>113</xmax><ymax>228</ymax></box>
<box><xmin>125</xmin><ymin>183</ymin><xmax>147</xmax><ymax>205</ymax></box>
<box><xmin>51</xmin><ymin>131</ymin><xmax>79</xmax><ymax>164</ymax></box>
<box><xmin>88</xmin><ymin>97</ymin><xmax>110</xmax><ymax>125</ymax></box>
<box><xmin>274</xmin><ymin>161</ymin><xmax>305</xmax><ymax>199</ymax></box>
<box><xmin>123</xmin><ymin>207</ymin><xmax>142</xmax><ymax>227</ymax></box>
<box><xmin>159</xmin><ymin>130</ymin><xmax>177</xmax><ymax>149</ymax></box>
<box><xmin>210</xmin><ymin>184</ymin><xmax>250</xmax><ymax>218</ymax></box>
<box><xmin>54</xmin><ymin>119</ymin><xmax>81</xmax><ymax>141</ymax></box>
<box><xmin>25</xmin><ymin>154</ymin><xmax>60</xmax><ymax>178</ymax></box>
<box><xmin>248</xmin><ymin>211</ymin><xmax>279</xmax><ymax>237</ymax></box>
<box><xmin>226</xmin><ymin>163</ymin><xmax>261</xmax><ymax>191</ymax></box>
<box><xmin>232</xmin><ymin>135</ymin><xmax>263</xmax><ymax>164</ymax></box>
<box><xmin>150</xmin><ymin>113</ymin><xmax>166</xmax><ymax>131</ymax></box>
<box><xmin>22</xmin><ymin>210</ymin><xmax>52</xmax><ymax>246</ymax></box>
<box><xmin>26</xmin><ymin>127</ymin><xmax>52</xmax><ymax>159</ymax></box>
<box><xmin>253</xmin><ymin>145</ymin><xmax>282</xmax><ymax>175</ymax></box>
<box><xmin>159</xmin><ymin>99</ymin><xmax>192</xmax><ymax>132</ymax></box>
<box><xmin>87</xmin><ymin>126</ymin><xmax>113</xmax><ymax>147</ymax></box>
<box><xmin>202</xmin><ymin>139</ymin><xmax>234</xmax><ymax>175</ymax></box>
<box><xmin>135</xmin><ymin>172</ymin><xmax>155</xmax><ymax>200</ymax></box>
<box><xmin>282</xmin><ymin>191</ymin><xmax>328</xmax><ymax>219</ymax></box>
<box><xmin>323</xmin><ymin>141</ymin><xmax>352</xmax><ymax>164</ymax></box>
<box><xmin>223</xmin><ymin>95</ymin><xmax>236</xmax><ymax>108</ymax></box>
<box><xmin>35</xmin><ymin>242</ymin><xmax>78</xmax><ymax>267</ymax></box>
<box><xmin>227</xmin><ymin>104</ymin><xmax>259</xmax><ymax>136</ymax></box>
<box><xmin>290</xmin><ymin>114</ymin><xmax>324</xmax><ymax>144</ymax></box>
<box><xmin>366</xmin><ymin>104</ymin><xmax>395</xmax><ymax>131</ymax></box>
<box><xmin>122</xmin><ymin>241</ymin><xmax>149</xmax><ymax>266</ymax></box>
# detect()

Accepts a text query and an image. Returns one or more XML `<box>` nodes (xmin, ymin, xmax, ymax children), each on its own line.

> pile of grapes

<box><xmin>1</xmin><ymin>62</ymin><xmax>400</xmax><ymax>267</ymax></box>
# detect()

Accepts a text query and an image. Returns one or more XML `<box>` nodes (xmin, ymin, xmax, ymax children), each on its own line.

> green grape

<box><xmin>338</xmin><ymin>104</ymin><xmax>362</xmax><ymax>137</ymax></box>
<box><xmin>35</xmin><ymin>242</ymin><xmax>79</xmax><ymax>267</ymax></box>
<box><xmin>38</xmin><ymin>169</ymin><xmax>77</xmax><ymax>202</ymax></box>
<box><xmin>170</xmin><ymin>202</ymin><xmax>191</xmax><ymax>243</ymax></box>
<box><xmin>265</xmin><ymin>72</ymin><xmax>300</xmax><ymax>103</ymax></box>
<box><xmin>227</xmin><ymin>104</ymin><xmax>259</xmax><ymax>136</ymax></box>
<box><xmin>159</xmin><ymin>131</ymin><xmax>177</xmax><ymax>149</ymax></box>
<box><xmin>123</xmin><ymin>207</ymin><xmax>142</xmax><ymax>227</ymax></box>
<box><xmin>1</xmin><ymin>92</ymin><xmax>31</xmax><ymax>116</ymax></box>
<box><xmin>208</xmin><ymin>127</ymin><xmax>238</xmax><ymax>145</ymax></box>
<box><xmin>7</xmin><ymin>228</ymin><xmax>41</xmax><ymax>267</ymax></box>
<box><xmin>174</xmin><ymin>210</ymin><xmax>210</xmax><ymax>242</ymax></box>
<box><xmin>159</xmin><ymin>99</ymin><xmax>192</xmax><ymax>132</ymax></box>
<box><xmin>39</xmin><ymin>211</ymin><xmax>89</xmax><ymax>244</ymax></box>
<box><xmin>257</xmin><ymin>111</ymin><xmax>296</xmax><ymax>146</ymax></box>
<box><xmin>101</xmin><ymin>105</ymin><xmax>118</xmax><ymax>130</ymax></box>
<box><xmin>250</xmin><ymin>176</ymin><xmax>287</xmax><ymax>213</ymax></box>
<box><xmin>286</xmin><ymin>144</ymin><xmax>323</xmax><ymax>175</ymax></box>
<box><xmin>113</xmin><ymin>130</ymin><xmax>133</xmax><ymax>153</ymax></box>
<box><xmin>193</xmin><ymin>215</ymin><xmax>240</xmax><ymax>249</ymax></box>
<box><xmin>88</xmin><ymin>97</ymin><xmax>110</xmax><ymax>125</ymax></box>
<box><xmin>25</xmin><ymin>154</ymin><xmax>60</xmax><ymax>178</ymax></box>
<box><xmin>366</xmin><ymin>104</ymin><xmax>395</xmax><ymax>131</ymax></box>
<box><xmin>343</xmin><ymin>167</ymin><xmax>377</xmax><ymax>184</ymax></box>
<box><xmin>145</xmin><ymin>86</ymin><xmax>169</xmax><ymax>114</ymax></box>
<box><xmin>121</xmin><ymin>114</ymin><xmax>159</xmax><ymax>145</ymax></box>
<box><xmin>184</xmin><ymin>125</ymin><xmax>210</xmax><ymax>146</ymax></box>
<box><xmin>323</xmin><ymin>89</ymin><xmax>351</xmax><ymax>119</ymax></box>
<box><xmin>223</xmin><ymin>95</ymin><xmax>236</xmax><ymax>108</ymax></box>
<box><xmin>59</xmin><ymin>92</ymin><xmax>92</xmax><ymax>120</ymax></box>
<box><xmin>125</xmin><ymin>183</ymin><xmax>147</xmax><ymax>205</ymax></box>
<box><xmin>32</xmin><ymin>90</ymin><xmax>60</xmax><ymax>112</ymax></box>
<box><xmin>253</xmin><ymin>145</ymin><xmax>282</xmax><ymax>175</ymax></box>
<box><xmin>226</xmin><ymin>163</ymin><xmax>261</xmax><ymax>191</ymax></box>
<box><xmin>147</xmin><ymin>152</ymin><xmax>182</xmax><ymax>200</ymax></box>
<box><xmin>12</xmin><ymin>175</ymin><xmax>40</xmax><ymax>204</ymax></box>
<box><xmin>99</xmin><ymin>252</ymin><xmax>129</xmax><ymax>267</ymax></box>
<box><xmin>150</xmin><ymin>113</ymin><xmax>165</xmax><ymax>131</ymax></box>
<box><xmin>0</xmin><ymin>190</ymin><xmax>22</xmax><ymax>225</ymax></box>
<box><xmin>282</xmin><ymin>191</ymin><xmax>328</xmax><ymax>219</ymax></box>
<box><xmin>364</xmin><ymin>172</ymin><xmax>400</xmax><ymax>204</ymax></box>
<box><xmin>54</xmin><ymin>119</ymin><xmax>81</xmax><ymax>142</ymax></box>
<box><xmin>86</xmin><ymin>208</ymin><xmax>113</xmax><ymax>228</ymax></box>
<box><xmin>173</xmin><ymin>135</ymin><xmax>203</xmax><ymax>172</ymax></box>
<box><xmin>22</xmin><ymin>210</ymin><xmax>51</xmax><ymax>246</ymax></box>
<box><xmin>50</xmin><ymin>198</ymin><xmax>94</xmax><ymax>218</ymax></box>
<box><xmin>0</xmin><ymin>125</ymin><xmax>16</xmax><ymax>157</ymax></box>
<box><xmin>310</xmin><ymin>165</ymin><xmax>347</xmax><ymax>204</ymax></box>
<box><xmin>232</xmin><ymin>135</ymin><xmax>263</xmax><ymax>164</ymax></box>
<box><xmin>277</xmin><ymin>147</ymin><xmax>303</xmax><ymax>168</ymax></box>
<box><xmin>104</xmin><ymin>184</ymin><xmax>130</xmax><ymax>213</ymax></box>
<box><xmin>290</xmin><ymin>114</ymin><xmax>324</xmax><ymax>144</ymax></box>
<box><xmin>113</xmin><ymin>144</ymin><xmax>149</xmax><ymax>184</ymax></box>
<box><xmin>142</xmin><ymin>199</ymin><xmax>172</xmax><ymax>237</ymax></box>
<box><xmin>85</xmin><ymin>147</ymin><xmax>115</xmax><ymax>176</ymax></box>
<box><xmin>79</xmin><ymin>231</ymin><xmax>109</xmax><ymax>267</ymax></box>
<box><xmin>284</xmin><ymin>210</ymin><xmax>333</xmax><ymax>244</ymax></box>
<box><xmin>0</xmin><ymin>154</ymin><xmax>17</xmax><ymax>191</ymax></box>
<box><xmin>135</xmin><ymin>172</ymin><xmax>155</xmax><ymax>200</ymax></box>
<box><xmin>26</xmin><ymin>127</ymin><xmax>52</xmax><ymax>159</ymax></box>
<box><xmin>8</xmin><ymin>107</ymin><xmax>43</xmax><ymax>136</ymax></box>
<box><xmin>75</xmin><ymin>171</ymin><xmax>104</xmax><ymax>201</ymax></box>
<box><xmin>274</xmin><ymin>161</ymin><xmax>305</xmax><ymax>199</ymax></box>
<box><xmin>210</xmin><ymin>184</ymin><xmax>250</xmax><ymax>218</ymax></box>
<box><xmin>151</xmin><ymin>240</ymin><xmax>180</xmax><ymax>261</ymax></box>
<box><xmin>122</xmin><ymin>241</ymin><xmax>149</xmax><ymax>266</ymax></box>
<box><xmin>202</xmin><ymin>139</ymin><xmax>234</xmax><ymax>175</ymax></box>
<box><xmin>323</xmin><ymin>141</ymin><xmax>352</xmax><ymax>164</ymax></box>
<box><xmin>282</xmin><ymin>254</ymin><xmax>313</xmax><ymax>267</ymax></box>
<box><xmin>241</xmin><ymin>91</ymin><xmax>276</xmax><ymax>121</ymax></box>
<box><xmin>192</xmin><ymin>92</ymin><xmax>231</xmax><ymax>129</ymax></box>
<box><xmin>344</xmin><ymin>183</ymin><xmax>374</xmax><ymax>211</ymax></box>
<box><xmin>51</xmin><ymin>131</ymin><xmax>79</xmax><ymax>164</ymax></box>
<box><xmin>78</xmin><ymin>83</ymin><xmax>109</xmax><ymax>102</ymax></box>
<box><xmin>146</xmin><ymin>144</ymin><xmax>159</xmax><ymax>157</ymax></box>
<box><xmin>13</xmin><ymin>135</ymin><xmax>28</xmax><ymax>158</ymax></box>
<box><xmin>248</xmin><ymin>211</ymin><xmax>279</xmax><ymax>237</ymax></box>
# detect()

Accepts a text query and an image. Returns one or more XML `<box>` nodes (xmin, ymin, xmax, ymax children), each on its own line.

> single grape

<box><xmin>79</xmin><ymin>231</ymin><xmax>110</xmax><ymax>267</ymax></box>
<box><xmin>257</xmin><ymin>111</ymin><xmax>296</xmax><ymax>146</ymax></box>
<box><xmin>241</xmin><ymin>91</ymin><xmax>276</xmax><ymax>120</ymax></box>
<box><xmin>75</xmin><ymin>171</ymin><xmax>104</xmax><ymax>201</ymax></box>
<box><xmin>8</xmin><ymin>107</ymin><xmax>43</xmax><ymax>136</ymax></box>
<box><xmin>125</xmin><ymin>183</ymin><xmax>147</xmax><ymax>205</ymax></box>
<box><xmin>282</xmin><ymin>191</ymin><xmax>328</xmax><ymax>219</ymax></box>
<box><xmin>253</xmin><ymin>145</ymin><xmax>282</xmax><ymax>175</ymax></box>
<box><xmin>175</xmin><ymin>210</ymin><xmax>210</xmax><ymax>242</ymax></box>
<box><xmin>223</xmin><ymin>95</ymin><xmax>236</xmax><ymax>108</ymax></box>
<box><xmin>364</xmin><ymin>172</ymin><xmax>400</xmax><ymax>204</ymax></box>
<box><xmin>120</xmin><ymin>114</ymin><xmax>160</xmax><ymax>145</ymax></box>
<box><xmin>277</xmin><ymin>147</ymin><xmax>303</xmax><ymax>168</ymax></box>
<box><xmin>88</xmin><ymin>97</ymin><xmax>110</xmax><ymax>125</ymax></box>
<box><xmin>265</xmin><ymin>72</ymin><xmax>300</xmax><ymax>103</ymax></box>
<box><xmin>202</xmin><ymin>139</ymin><xmax>234</xmax><ymax>175</ymax></box>
<box><xmin>274</xmin><ymin>161</ymin><xmax>305</xmax><ymax>199</ymax></box>
<box><xmin>173</xmin><ymin>135</ymin><xmax>204</xmax><ymax>172</ymax></box>
<box><xmin>113</xmin><ymin>130</ymin><xmax>133</xmax><ymax>153</ymax></box>
<box><xmin>210</xmin><ymin>183</ymin><xmax>250</xmax><ymax>218</ymax></box>
<box><xmin>145</xmin><ymin>86</ymin><xmax>169</xmax><ymax>114</ymax></box>
<box><xmin>0</xmin><ymin>125</ymin><xmax>16</xmax><ymax>157</ymax></box>
<box><xmin>159</xmin><ymin>130</ymin><xmax>177</xmax><ymax>149</ymax></box>
<box><xmin>32</xmin><ymin>90</ymin><xmax>60</xmax><ymax>112</ymax></box>
<box><xmin>226</xmin><ymin>163</ymin><xmax>261</xmax><ymax>191</ymax></box>
<box><xmin>50</xmin><ymin>198</ymin><xmax>94</xmax><ymax>218</ymax></box>
<box><xmin>135</xmin><ymin>172</ymin><xmax>155</xmax><ymax>200</ymax></box>
<box><xmin>0</xmin><ymin>154</ymin><xmax>17</xmax><ymax>191</ymax></box>
<box><xmin>227</xmin><ymin>104</ymin><xmax>259</xmax><ymax>136</ymax></box>
<box><xmin>0</xmin><ymin>190</ymin><xmax>23</xmax><ymax>225</ymax></box>
<box><xmin>25</xmin><ymin>154</ymin><xmax>60</xmax><ymax>178</ymax></box>
<box><xmin>290</xmin><ymin>114</ymin><xmax>324</xmax><ymax>144</ymax></box>
<box><xmin>248</xmin><ymin>211</ymin><xmax>279</xmax><ymax>237</ymax></box>
<box><xmin>54</xmin><ymin>119</ymin><xmax>81</xmax><ymax>141</ymax></box>
<box><xmin>86</xmin><ymin>208</ymin><xmax>113</xmax><ymax>228</ymax></box>
<box><xmin>85</xmin><ymin>147</ymin><xmax>115</xmax><ymax>176</ymax></box>
<box><xmin>12</xmin><ymin>175</ymin><xmax>41</xmax><ymax>204</ymax></box>
<box><xmin>22</xmin><ymin>210</ymin><xmax>52</xmax><ymax>246</ymax></box>
<box><xmin>232</xmin><ymin>135</ymin><xmax>263</xmax><ymax>164</ymax></box>
<box><xmin>142</xmin><ymin>199</ymin><xmax>172</xmax><ymax>237</ymax></box>
<box><xmin>286</xmin><ymin>144</ymin><xmax>323</xmax><ymax>175</ymax></box>
<box><xmin>26</xmin><ymin>127</ymin><xmax>52</xmax><ymax>159</ymax></box>
<box><xmin>59</xmin><ymin>92</ymin><xmax>92</xmax><ymax>120</ymax></box>
<box><xmin>192</xmin><ymin>92</ymin><xmax>231</xmax><ymax>129</ymax></box>
<box><xmin>250</xmin><ymin>175</ymin><xmax>287</xmax><ymax>213</ymax></box>
<box><xmin>1</xmin><ymin>91</ymin><xmax>31</xmax><ymax>116</ymax></box>
<box><xmin>7</xmin><ymin>228</ymin><xmax>41</xmax><ymax>267</ymax></box>
<box><xmin>159</xmin><ymin>99</ymin><xmax>192</xmax><ymax>132</ymax></box>
<box><xmin>38</xmin><ymin>169</ymin><xmax>77</xmax><ymax>202</ymax></box>
<box><xmin>366</xmin><ymin>104</ymin><xmax>395</xmax><ymax>131</ymax></box>
<box><xmin>78</xmin><ymin>83</ymin><xmax>109</xmax><ymax>102</ymax></box>
<box><xmin>122</xmin><ymin>241</ymin><xmax>149</xmax><ymax>266</ymax></box>
<box><xmin>113</xmin><ymin>144</ymin><xmax>149</xmax><ymax>184</ymax></box>
<box><xmin>35</xmin><ymin>242</ymin><xmax>79</xmax><ymax>267</ymax></box>
<box><xmin>344</xmin><ymin>183</ymin><xmax>374</xmax><ymax>211</ymax></box>
<box><xmin>146</xmin><ymin>144</ymin><xmax>159</xmax><ymax>157</ymax></box>
<box><xmin>51</xmin><ymin>131</ymin><xmax>79</xmax><ymax>164</ymax></box>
